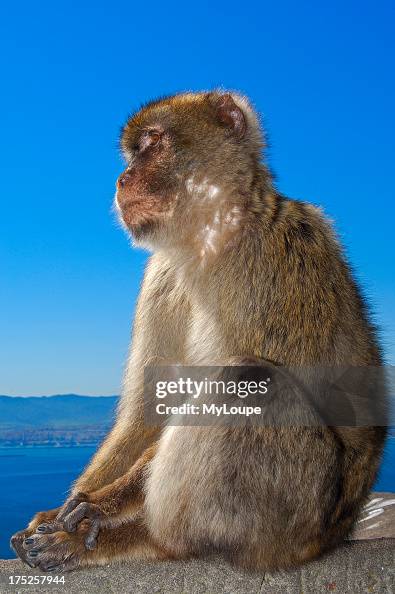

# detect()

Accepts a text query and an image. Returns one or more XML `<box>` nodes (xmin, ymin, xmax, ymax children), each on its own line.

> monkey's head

<box><xmin>115</xmin><ymin>91</ymin><xmax>267</xmax><ymax>256</ymax></box>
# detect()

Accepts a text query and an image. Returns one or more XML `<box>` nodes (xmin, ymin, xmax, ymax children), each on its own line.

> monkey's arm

<box><xmin>33</xmin><ymin>443</ymin><xmax>158</xmax><ymax>551</ymax></box>
<box><xmin>12</xmin><ymin>253</ymin><xmax>189</xmax><ymax>554</ymax></box>
<box><xmin>69</xmin><ymin>254</ymin><xmax>189</xmax><ymax>495</ymax></box>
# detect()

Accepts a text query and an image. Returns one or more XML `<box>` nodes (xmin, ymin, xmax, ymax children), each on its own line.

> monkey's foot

<box><xmin>10</xmin><ymin>530</ymin><xmax>38</xmax><ymax>568</ymax></box>
<box><xmin>36</xmin><ymin>492</ymin><xmax>107</xmax><ymax>550</ymax></box>
<box><xmin>10</xmin><ymin>508</ymin><xmax>60</xmax><ymax>566</ymax></box>
<box><xmin>18</xmin><ymin>522</ymin><xmax>92</xmax><ymax>572</ymax></box>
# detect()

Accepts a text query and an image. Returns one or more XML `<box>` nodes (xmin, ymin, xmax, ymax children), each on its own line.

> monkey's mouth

<box><xmin>115</xmin><ymin>192</ymin><xmax>168</xmax><ymax>233</ymax></box>
<box><xmin>122</xmin><ymin>207</ymin><xmax>158</xmax><ymax>229</ymax></box>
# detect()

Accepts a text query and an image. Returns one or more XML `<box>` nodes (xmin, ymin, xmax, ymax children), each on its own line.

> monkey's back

<box><xmin>166</xmin><ymin>195</ymin><xmax>388</xmax><ymax>569</ymax></box>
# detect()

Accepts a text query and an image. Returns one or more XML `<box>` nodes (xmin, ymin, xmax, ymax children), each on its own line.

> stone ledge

<box><xmin>1</xmin><ymin>539</ymin><xmax>394</xmax><ymax>594</ymax></box>
<box><xmin>2</xmin><ymin>493</ymin><xmax>395</xmax><ymax>594</ymax></box>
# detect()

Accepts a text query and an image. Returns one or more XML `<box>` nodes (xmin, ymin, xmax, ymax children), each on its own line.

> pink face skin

<box><xmin>115</xmin><ymin>127</ymin><xmax>178</xmax><ymax>235</ymax></box>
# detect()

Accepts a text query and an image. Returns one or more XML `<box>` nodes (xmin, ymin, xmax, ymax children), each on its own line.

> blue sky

<box><xmin>0</xmin><ymin>0</ymin><xmax>394</xmax><ymax>395</ymax></box>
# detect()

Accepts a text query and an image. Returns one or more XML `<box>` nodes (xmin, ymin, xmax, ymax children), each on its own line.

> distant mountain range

<box><xmin>0</xmin><ymin>395</ymin><xmax>392</xmax><ymax>447</ymax></box>
<box><xmin>0</xmin><ymin>394</ymin><xmax>118</xmax><ymax>428</ymax></box>
<box><xmin>0</xmin><ymin>395</ymin><xmax>118</xmax><ymax>446</ymax></box>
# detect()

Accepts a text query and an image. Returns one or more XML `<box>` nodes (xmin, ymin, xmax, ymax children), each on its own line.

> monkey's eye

<box><xmin>134</xmin><ymin>130</ymin><xmax>161</xmax><ymax>154</ymax></box>
<box><xmin>147</xmin><ymin>130</ymin><xmax>161</xmax><ymax>145</ymax></box>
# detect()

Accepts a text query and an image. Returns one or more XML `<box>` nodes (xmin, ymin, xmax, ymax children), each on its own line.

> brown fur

<box><xmin>12</xmin><ymin>90</ymin><xmax>387</xmax><ymax>573</ymax></box>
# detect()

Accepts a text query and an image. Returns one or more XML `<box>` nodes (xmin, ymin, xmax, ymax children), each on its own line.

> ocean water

<box><xmin>0</xmin><ymin>446</ymin><xmax>96</xmax><ymax>559</ymax></box>
<box><xmin>1</xmin><ymin>439</ymin><xmax>394</xmax><ymax>560</ymax></box>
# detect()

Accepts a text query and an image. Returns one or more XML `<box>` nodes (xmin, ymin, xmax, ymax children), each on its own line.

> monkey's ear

<box><xmin>213</xmin><ymin>93</ymin><xmax>246</xmax><ymax>139</ymax></box>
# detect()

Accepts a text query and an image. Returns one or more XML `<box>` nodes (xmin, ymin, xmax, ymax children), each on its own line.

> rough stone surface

<box><xmin>1</xmin><ymin>540</ymin><xmax>394</xmax><ymax>594</ymax></box>
<box><xmin>1</xmin><ymin>493</ymin><xmax>394</xmax><ymax>594</ymax></box>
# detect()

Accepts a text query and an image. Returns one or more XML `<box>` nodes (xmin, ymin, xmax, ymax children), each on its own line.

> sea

<box><xmin>1</xmin><ymin>438</ymin><xmax>394</xmax><ymax>559</ymax></box>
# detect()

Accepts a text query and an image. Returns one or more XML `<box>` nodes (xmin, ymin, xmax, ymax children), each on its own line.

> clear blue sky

<box><xmin>0</xmin><ymin>0</ymin><xmax>394</xmax><ymax>395</ymax></box>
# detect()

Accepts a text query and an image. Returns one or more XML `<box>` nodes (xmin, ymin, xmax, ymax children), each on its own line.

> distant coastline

<box><xmin>0</xmin><ymin>443</ymin><xmax>102</xmax><ymax>449</ymax></box>
<box><xmin>0</xmin><ymin>430</ymin><xmax>110</xmax><ymax>447</ymax></box>
<box><xmin>0</xmin><ymin>394</ymin><xmax>393</xmax><ymax>447</ymax></box>
<box><xmin>0</xmin><ymin>394</ymin><xmax>118</xmax><ymax>447</ymax></box>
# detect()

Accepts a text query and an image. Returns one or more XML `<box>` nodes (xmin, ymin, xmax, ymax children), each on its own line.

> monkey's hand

<box><xmin>22</xmin><ymin>446</ymin><xmax>153</xmax><ymax>555</ymax></box>
<box><xmin>33</xmin><ymin>492</ymin><xmax>108</xmax><ymax>551</ymax></box>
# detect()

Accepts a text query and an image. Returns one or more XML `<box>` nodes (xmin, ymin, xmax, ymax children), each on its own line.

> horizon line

<box><xmin>0</xmin><ymin>393</ymin><xmax>119</xmax><ymax>398</ymax></box>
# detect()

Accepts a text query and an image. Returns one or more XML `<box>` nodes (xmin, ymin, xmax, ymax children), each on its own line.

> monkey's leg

<box><xmin>141</xmin><ymin>360</ymin><xmax>344</xmax><ymax>571</ymax></box>
<box><xmin>19</xmin><ymin>517</ymin><xmax>174</xmax><ymax>573</ymax></box>
<box><xmin>12</xmin><ymin>443</ymin><xmax>158</xmax><ymax>565</ymax></box>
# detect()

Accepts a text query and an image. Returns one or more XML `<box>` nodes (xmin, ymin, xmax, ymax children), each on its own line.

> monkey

<box><xmin>11</xmin><ymin>90</ymin><xmax>387</xmax><ymax>573</ymax></box>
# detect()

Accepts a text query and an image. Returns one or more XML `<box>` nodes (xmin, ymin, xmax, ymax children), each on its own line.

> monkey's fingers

<box><xmin>62</xmin><ymin>501</ymin><xmax>106</xmax><ymax>545</ymax></box>
<box><xmin>84</xmin><ymin>518</ymin><xmax>101</xmax><ymax>550</ymax></box>
<box><xmin>35</xmin><ymin>492</ymin><xmax>90</xmax><ymax>534</ymax></box>
<box><xmin>56</xmin><ymin>491</ymin><xmax>89</xmax><ymax>521</ymax></box>
<box><xmin>36</xmin><ymin>492</ymin><xmax>89</xmax><ymax>534</ymax></box>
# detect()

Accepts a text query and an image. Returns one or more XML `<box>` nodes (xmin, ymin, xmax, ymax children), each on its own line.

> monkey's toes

<box><xmin>22</xmin><ymin>532</ymin><xmax>82</xmax><ymax>573</ymax></box>
<box><xmin>23</xmin><ymin>532</ymin><xmax>54</xmax><ymax>551</ymax></box>
<box><xmin>10</xmin><ymin>530</ymin><xmax>36</xmax><ymax>567</ymax></box>
<box><xmin>36</xmin><ymin>521</ymin><xmax>61</xmax><ymax>534</ymax></box>
<box><xmin>24</xmin><ymin>533</ymin><xmax>57</xmax><ymax>567</ymax></box>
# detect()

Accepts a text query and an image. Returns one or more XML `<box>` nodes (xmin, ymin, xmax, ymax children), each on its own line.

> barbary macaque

<box><xmin>12</xmin><ymin>91</ymin><xmax>387</xmax><ymax>572</ymax></box>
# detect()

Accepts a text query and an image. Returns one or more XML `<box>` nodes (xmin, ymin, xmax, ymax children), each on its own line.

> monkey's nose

<box><xmin>117</xmin><ymin>172</ymin><xmax>133</xmax><ymax>188</ymax></box>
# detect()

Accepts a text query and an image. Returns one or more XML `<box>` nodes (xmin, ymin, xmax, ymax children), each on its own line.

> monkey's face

<box><xmin>115</xmin><ymin>122</ymin><xmax>178</xmax><ymax>240</ymax></box>
<box><xmin>115</xmin><ymin>92</ymin><xmax>263</xmax><ymax>252</ymax></box>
